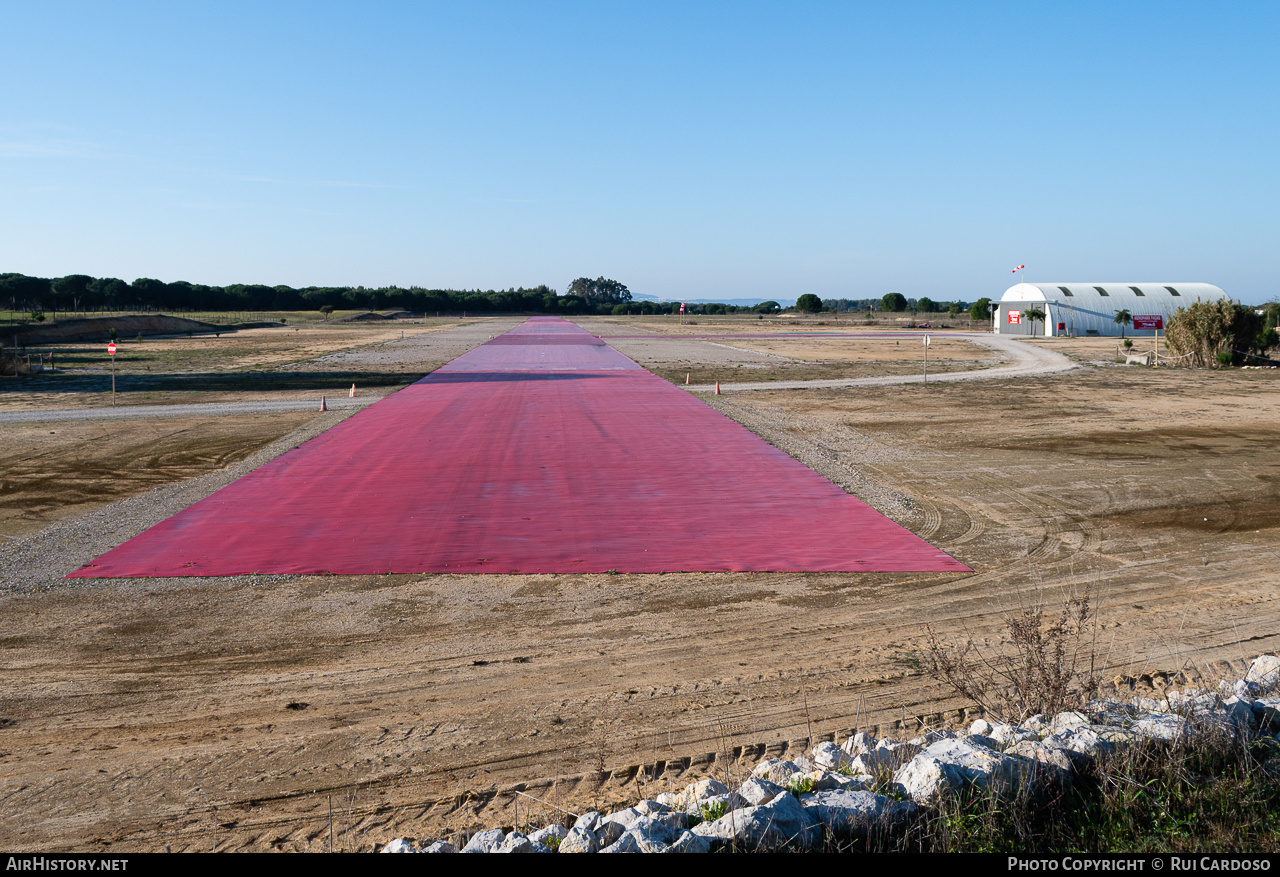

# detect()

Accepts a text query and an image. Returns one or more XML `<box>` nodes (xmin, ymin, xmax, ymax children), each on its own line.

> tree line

<box><xmin>0</xmin><ymin>272</ymin><xmax>796</xmax><ymax>318</ymax></box>
<box><xmin>0</xmin><ymin>272</ymin><xmax>613</xmax><ymax>316</ymax></box>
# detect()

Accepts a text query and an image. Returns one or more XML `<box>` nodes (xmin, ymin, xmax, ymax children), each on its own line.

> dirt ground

<box><xmin>1</xmin><ymin>315</ymin><xmax>1278</xmax><ymax>852</ymax></box>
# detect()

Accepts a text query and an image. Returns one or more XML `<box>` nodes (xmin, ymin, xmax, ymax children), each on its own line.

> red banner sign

<box><xmin>1132</xmin><ymin>315</ymin><xmax>1163</xmax><ymax>330</ymax></box>
<box><xmin>1007</xmin><ymin>309</ymin><xmax>1021</xmax><ymax>324</ymax></box>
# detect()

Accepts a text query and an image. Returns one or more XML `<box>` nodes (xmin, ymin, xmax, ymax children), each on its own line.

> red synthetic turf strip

<box><xmin>69</xmin><ymin>318</ymin><xmax>969</xmax><ymax>577</ymax></box>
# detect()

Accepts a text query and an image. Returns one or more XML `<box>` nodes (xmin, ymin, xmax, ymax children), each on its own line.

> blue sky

<box><xmin>2</xmin><ymin>1</ymin><xmax>1276</xmax><ymax>303</ymax></box>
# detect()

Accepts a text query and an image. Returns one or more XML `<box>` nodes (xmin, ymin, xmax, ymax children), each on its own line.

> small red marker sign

<box><xmin>107</xmin><ymin>342</ymin><xmax>117</xmax><ymax>355</ymax></box>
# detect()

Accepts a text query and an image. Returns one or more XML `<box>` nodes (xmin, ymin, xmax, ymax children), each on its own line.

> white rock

<box><xmin>675</xmin><ymin>777</ymin><xmax>729</xmax><ymax>811</ymax></box>
<box><xmin>380</xmin><ymin>838</ymin><xmax>416</xmax><ymax>853</ymax></box>
<box><xmin>799</xmin><ymin>789</ymin><xmax>917</xmax><ymax>837</ymax></box>
<box><xmin>692</xmin><ymin>791</ymin><xmax>747</xmax><ymax>817</ymax></box>
<box><xmin>602</xmin><ymin>831</ymin><xmax>668</xmax><ymax>853</ymax></box>
<box><xmin>1252</xmin><ymin>698</ymin><xmax>1280</xmax><ymax>730</ymax></box>
<box><xmin>807</xmin><ymin>769</ymin><xmax>871</xmax><ymax>792</ymax></box>
<box><xmin>495</xmin><ymin>832</ymin><xmax>534</xmax><ymax>853</ymax></box>
<box><xmin>421</xmin><ymin>840</ymin><xmax>457</xmax><ymax>853</ymax></box>
<box><xmin>692</xmin><ymin>792</ymin><xmax>821</xmax><ymax>851</ymax></box>
<box><xmin>908</xmin><ymin>729</ymin><xmax>956</xmax><ymax>747</ymax></box>
<box><xmin>813</xmin><ymin>741</ymin><xmax>851</xmax><ymax>771</ymax></box>
<box><xmin>1005</xmin><ymin>740</ymin><xmax>1075</xmax><ymax>782</ymax></box>
<box><xmin>594</xmin><ymin>819</ymin><xmax>626</xmax><ymax>847</ymax></box>
<box><xmin>1040</xmin><ymin>725</ymin><xmax>1118</xmax><ymax>767</ymax></box>
<box><xmin>1048</xmin><ymin>711</ymin><xmax>1091</xmax><ymax>734</ymax></box>
<box><xmin>1130</xmin><ymin>713</ymin><xmax>1191</xmax><ymax>742</ymax></box>
<box><xmin>1246</xmin><ymin>655</ymin><xmax>1280</xmax><ymax>689</ymax></box>
<box><xmin>573</xmin><ymin>811</ymin><xmax>601</xmax><ymax>832</ymax></box>
<box><xmin>751</xmin><ymin>758</ymin><xmax>804</xmax><ymax>785</ymax></box>
<box><xmin>988</xmin><ymin>723</ymin><xmax>1040</xmax><ymax>749</ymax></box>
<box><xmin>851</xmin><ymin>739</ymin><xmax>918</xmax><ymax>774</ymax></box>
<box><xmin>893</xmin><ymin>736</ymin><xmax>1032</xmax><ymax>802</ymax></box>
<box><xmin>558</xmin><ymin>826</ymin><xmax>600</xmax><ymax>854</ymax></box>
<box><xmin>461</xmin><ymin>827</ymin><xmax>506</xmax><ymax>853</ymax></box>
<box><xmin>528</xmin><ymin>824</ymin><xmax>568</xmax><ymax>847</ymax></box>
<box><xmin>663</xmin><ymin>829</ymin><xmax>712</xmax><ymax>853</ymax></box>
<box><xmin>737</xmin><ymin>777</ymin><xmax>786</xmax><ymax>806</ymax></box>
<box><xmin>1167</xmin><ymin>689</ymin><xmax>1221</xmax><ymax>715</ymax></box>
<box><xmin>841</xmin><ymin>731</ymin><xmax>875</xmax><ymax>757</ymax></box>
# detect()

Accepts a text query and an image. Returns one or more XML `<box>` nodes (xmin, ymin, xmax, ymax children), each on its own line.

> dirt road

<box><xmin>1</xmin><ymin>316</ymin><xmax>1277</xmax><ymax>851</ymax></box>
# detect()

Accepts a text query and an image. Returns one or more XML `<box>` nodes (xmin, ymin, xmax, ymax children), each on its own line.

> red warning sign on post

<box><xmin>1132</xmin><ymin>315</ymin><xmax>1163</xmax><ymax>330</ymax></box>
<box><xmin>1007</xmin><ymin>309</ymin><xmax>1022</xmax><ymax>324</ymax></box>
<box><xmin>107</xmin><ymin>342</ymin><xmax>117</xmax><ymax>356</ymax></box>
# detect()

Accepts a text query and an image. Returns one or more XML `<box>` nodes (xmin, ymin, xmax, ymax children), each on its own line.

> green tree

<box><xmin>881</xmin><ymin>292</ymin><xmax>907</xmax><ymax>312</ymax></box>
<box><xmin>566</xmin><ymin>277</ymin><xmax>631</xmax><ymax>306</ymax></box>
<box><xmin>1113</xmin><ymin>309</ymin><xmax>1132</xmax><ymax>339</ymax></box>
<box><xmin>1023</xmin><ymin>307</ymin><xmax>1046</xmax><ymax>336</ymax></box>
<box><xmin>752</xmin><ymin>300</ymin><xmax>781</xmax><ymax>313</ymax></box>
<box><xmin>916</xmin><ymin>296</ymin><xmax>937</xmax><ymax>314</ymax></box>
<box><xmin>796</xmin><ymin>293</ymin><xmax>823</xmax><ymax>313</ymax></box>
<box><xmin>969</xmin><ymin>297</ymin><xmax>992</xmax><ymax>324</ymax></box>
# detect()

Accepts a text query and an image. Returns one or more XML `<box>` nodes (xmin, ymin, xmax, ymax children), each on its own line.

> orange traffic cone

<box><xmin>349</xmin><ymin>384</ymin><xmax>356</xmax><ymax>398</ymax></box>
<box><xmin>715</xmin><ymin>381</ymin><xmax>721</xmax><ymax>395</ymax></box>
<box><xmin>320</xmin><ymin>395</ymin><xmax>327</xmax><ymax>411</ymax></box>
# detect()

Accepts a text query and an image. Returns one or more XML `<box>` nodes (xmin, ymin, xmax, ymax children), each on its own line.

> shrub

<box><xmin>926</xmin><ymin>584</ymin><xmax>1099</xmax><ymax>722</ymax></box>
<box><xmin>1166</xmin><ymin>300</ymin><xmax>1268</xmax><ymax>367</ymax></box>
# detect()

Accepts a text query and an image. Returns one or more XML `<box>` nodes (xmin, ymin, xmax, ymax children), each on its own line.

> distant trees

<box><xmin>752</xmin><ymin>301</ymin><xmax>781</xmax><ymax>314</ymax></box>
<box><xmin>566</xmin><ymin>277</ymin><xmax>631</xmax><ymax>306</ymax></box>
<box><xmin>916</xmin><ymin>296</ymin><xmax>937</xmax><ymax>313</ymax></box>
<box><xmin>969</xmin><ymin>298</ymin><xmax>993</xmax><ymax>324</ymax></box>
<box><xmin>881</xmin><ymin>292</ymin><xmax>908</xmax><ymax>312</ymax></box>
<box><xmin>796</xmin><ymin>293</ymin><xmax>823</xmax><ymax>313</ymax></box>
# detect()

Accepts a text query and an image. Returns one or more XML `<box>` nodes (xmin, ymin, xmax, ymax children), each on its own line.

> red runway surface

<box><xmin>70</xmin><ymin>318</ymin><xmax>969</xmax><ymax>577</ymax></box>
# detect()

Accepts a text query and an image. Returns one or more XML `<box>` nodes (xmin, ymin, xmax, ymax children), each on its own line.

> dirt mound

<box><xmin>9</xmin><ymin>315</ymin><xmax>221</xmax><ymax>345</ymax></box>
<box><xmin>336</xmin><ymin>311</ymin><xmax>416</xmax><ymax>322</ymax></box>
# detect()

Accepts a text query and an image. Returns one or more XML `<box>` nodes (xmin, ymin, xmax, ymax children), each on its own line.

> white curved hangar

<box><xmin>992</xmin><ymin>282</ymin><xmax>1229</xmax><ymax>337</ymax></box>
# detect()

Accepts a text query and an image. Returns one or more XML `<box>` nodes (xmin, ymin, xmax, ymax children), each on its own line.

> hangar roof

<box><xmin>999</xmin><ymin>282</ymin><xmax>1227</xmax><ymax>310</ymax></box>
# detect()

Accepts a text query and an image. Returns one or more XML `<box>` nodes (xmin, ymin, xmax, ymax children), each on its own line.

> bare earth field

<box><xmin>1</xmin><ymin>315</ymin><xmax>1277</xmax><ymax>852</ymax></box>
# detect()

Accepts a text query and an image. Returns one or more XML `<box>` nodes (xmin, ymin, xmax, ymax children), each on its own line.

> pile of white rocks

<box><xmin>381</xmin><ymin>655</ymin><xmax>1280</xmax><ymax>853</ymax></box>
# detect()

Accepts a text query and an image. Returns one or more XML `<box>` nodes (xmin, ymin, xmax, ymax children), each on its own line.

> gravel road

<box><xmin>676</xmin><ymin>333</ymin><xmax>1077</xmax><ymax>392</ymax></box>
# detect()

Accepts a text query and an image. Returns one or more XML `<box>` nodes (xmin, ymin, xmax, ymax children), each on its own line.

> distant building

<box><xmin>992</xmin><ymin>282</ymin><xmax>1229</xmax><ymax>337</ymax></box>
